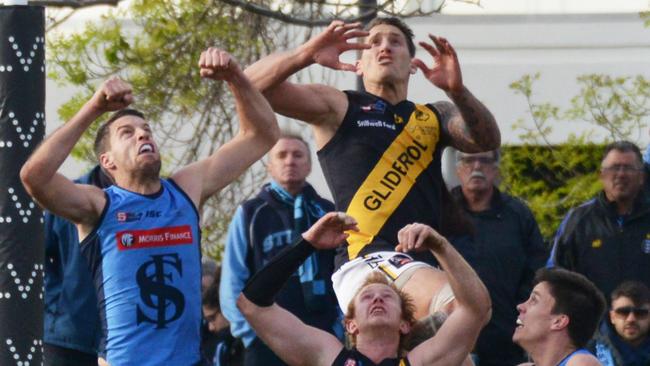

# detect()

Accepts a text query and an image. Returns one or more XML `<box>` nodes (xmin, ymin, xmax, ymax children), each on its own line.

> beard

<box><xmin>138</xmin><ymin>159</ymin><xmax>162</xmax><ymax>181</ymax></box>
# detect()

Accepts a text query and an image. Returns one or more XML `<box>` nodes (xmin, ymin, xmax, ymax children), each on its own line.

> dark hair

<box><xmin>602</xmin><ymin>140</ymin><xmax>643</xmax><ymax>167</ymax></box>
<box><xmin>535</xmin><ymin>268</ymin><xmax>606</xmax><ymax>348</ymax></box>
<box><xmin>611</xmin><ymin>281</ymin><xmax>650</xmax><ymax>306</ymax></box>
<box><xmin>202</xmin><ymin>265</ymin><xmax>221</xmax><ymax>310</ymax></box>
<box><xmin>93</xmin><ymin>108</ymin><xmax>146</xmax><ymax>161</ymax></box>
<box><xmin>366</xmin><ymin>17</ymin><xmax>416</xmax><ymax>57</ymax></box>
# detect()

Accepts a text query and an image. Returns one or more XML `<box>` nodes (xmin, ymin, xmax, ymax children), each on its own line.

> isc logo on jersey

<box><xmin>116</xmin><ymin>225</ymin><xmax>193</xmax><ymax>251</ymax></box>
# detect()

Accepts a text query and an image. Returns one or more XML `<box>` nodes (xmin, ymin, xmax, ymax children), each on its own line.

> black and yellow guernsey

<box><xmin>318</xmin><ymin>90</ymin><xmax>446</xmax><ymax>269</ymax></box>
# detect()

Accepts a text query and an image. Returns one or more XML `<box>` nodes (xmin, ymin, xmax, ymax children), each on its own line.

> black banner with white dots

<box><xmin>0</xmin><ymin>6</ymin><xmax>45</xmax><ymax>366</ymax></box>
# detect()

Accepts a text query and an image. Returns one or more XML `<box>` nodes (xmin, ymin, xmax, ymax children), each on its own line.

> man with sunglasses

<box><xmin>590</xmin><ymin>281</ymin><xmax>650</xmax><ymax>366</ymax></box>
<box><xmin>549</xmin><ymin>141</ymin><xmax>650</xmax><ymax>299</ymax></box>
<box><xmin>449</xmin><ymin>150</ymin><xmax>547</xmax><ymax>366</ymax></box>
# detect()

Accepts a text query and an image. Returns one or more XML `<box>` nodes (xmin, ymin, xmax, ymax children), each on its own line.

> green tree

<box><xmin>503</xmin><ymin>60</ymin><xmax>650</xmax><ymax>239</ymax></box>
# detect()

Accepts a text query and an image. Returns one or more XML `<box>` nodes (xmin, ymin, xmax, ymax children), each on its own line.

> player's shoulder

<box><xmin>566</xmin><ymin>352</ymin><xmax>602</xmax><ymax>366</ymax></box>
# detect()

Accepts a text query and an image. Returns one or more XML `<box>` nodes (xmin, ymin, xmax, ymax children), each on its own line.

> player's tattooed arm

<box><xmin>434</xmin><ymin>89</ymin><xmax>500</xmax><ymax>153</ymax></box>
<box><xmin>413</xmin><ymin>34</ymin><xmax>500</xmax><ymax>152</ymax></box>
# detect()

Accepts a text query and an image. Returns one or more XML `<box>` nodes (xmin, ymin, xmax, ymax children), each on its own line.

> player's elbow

<box><xmin>474</xmin><ymin>131</ymin><xmax>500</xmax><ymax>152</ymax></box>
<box><xmin>236</xmin><ymin>292</ymin><xmax>257</xmax><ymax>319</ymax></box>
<box><xmin>20</xmin><ymin>160</ymin><xmax>42</xmax><ymax>197</ymax></box>
<box><xmin>460</xmin><ymin>285</ymin><xmax>492</xmax><ymax>327</ymax></box>
<box><xmin>477</xmin><ymin>291</ymin><xmax>492</xmax><ymax>326</ymax></box>
<box><xmin>263</xmin><ymin>117</ymin><xmax>281</xmax><ymax>146</ymax></box>
<box><xmin>480</xmin><ymin>305</ymin><xmax>492</xmax><ymax>327</ymax></box>
<box><xmin>484</xmin><ymin>132</ymin><xmax>501</xmax><ymax>151</ymax></box>
<box><xmin>249</xmin><ymin>118</ymin><xmax>280</xmax><ymax>151</ymax></box>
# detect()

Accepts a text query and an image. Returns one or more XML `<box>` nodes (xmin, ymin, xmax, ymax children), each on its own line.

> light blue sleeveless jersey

<box><xmin>81</xmin><ymin>179</ymin><xmax>202</xmax><ymax>366</ymax></box>
<box><xmin>557</xmin><ymin>349</ymin><xmax>593</xmax><ymax>366</ymax></box>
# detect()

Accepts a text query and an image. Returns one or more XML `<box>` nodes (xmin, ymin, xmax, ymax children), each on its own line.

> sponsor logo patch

<box><xmin>357</xmin><ymin>119</ymin><xmax>396</xmax><ymax>130</ymax></box>
<box><xmin>117</xmin><ymin>210</ymin><xmax>162</xmax><ymax>222</ymax></box>
<box><xmin>343</xmin><ymin>358</ymin><xmax>357</xmax><ymax>366</ymax></box>
<box><xmin>591</xmin><ymin>239</ymin><xmax>602</xmax><ymax>248</ymax></box>
<box><xmin>361</xmin><ymin>100</ymin><xmax>386</xmax><ymax>114</ymax></box>
<box><xmin>116</xmin><ymin>225</ymin><xmax>193</xmax><ymax>250</ymax></box>
<box><xmin>388</xmin><ymin>253</ymin><xmax>413</xmax><ymax>268</ymax></box>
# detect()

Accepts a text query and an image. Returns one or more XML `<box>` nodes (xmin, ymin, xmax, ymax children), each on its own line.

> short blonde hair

<box><xmin>344</xmin><ymin>272</ymin><xmax>416</xmax><ymax>353</ymax></box>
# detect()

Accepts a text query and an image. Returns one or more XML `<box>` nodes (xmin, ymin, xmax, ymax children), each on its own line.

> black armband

<box><xmin>242</xmin><ymin>236</ymin><xmax>315</xmax><ymax>307</ymax></box>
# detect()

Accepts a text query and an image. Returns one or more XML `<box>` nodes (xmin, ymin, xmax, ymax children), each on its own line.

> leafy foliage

<box><xmin>500</xmin><ymin>143</ymin><xmax>604</xmax><ymax>239</ymax></box>
<box><xmin>47</xmin><ymin>0</ymin><xmax>285</xmax><ymax>258</ymax></box>
<box><xmin>503</xmin><ymin>70</ymin><xmax>650</xmax><ymax>240</ymax></box>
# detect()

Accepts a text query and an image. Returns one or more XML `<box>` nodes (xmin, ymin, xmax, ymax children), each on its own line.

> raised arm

<box><xmin>244</xmin><ymin>21</ymin><xmax>368</xmax><ymax>144</ymax></box>
<box><xmin>413</xmin><ymin>35</ymin><xmax>500</xmax><ymax>153</ymax></box>
<box><xmin>20</xmin><ymin>78</ymin><xmax>132</xmax><ymax>231</ymax></box>
<box><xmin>172</xmin><ymin>48</ymin><xmax>279</xmax><ymax>208</ymax></box>
<box><xmin>395</xmin><ymin>224</ymin><xmax>491</xmax><ymax>366</ymax></box>
<box><xmin>237</xmin><ymin>212</ymin><xmax>358</xmax><ymax>366</ymax></box>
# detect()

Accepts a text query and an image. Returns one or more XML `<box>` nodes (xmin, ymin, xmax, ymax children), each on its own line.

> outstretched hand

<box><xmin>302</xmin><ymin>212</ymin><xmax>359</xmax><ymax>250</ymax></box>
<box><xmin>89</xmin><ymin>77</ymin><xmax>133</xmax><ymax>113</ymax></box>
<box><xmin>412</xmin><ymin>35</ymin><xmax>463</xmax><ymax>94</ymax></box>
<box><xmin>303</xmin><ymin>20</ymin><xmax>370</xmax><ymax>72</ymax></box>
<box><xmin>395</xmin><ymin>223</ymin><xmax>447</xmax><ymax>253</ymax></box>
<box><xmin>199</xmin><ymin>47</ymin><xmax>242</xmax><ymax>82</ymax></box>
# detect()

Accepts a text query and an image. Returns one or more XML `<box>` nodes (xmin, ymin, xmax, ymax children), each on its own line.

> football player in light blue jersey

<box><xmin>21</xmin><ymin>48</ymin><xmax>279</xmax><ymax>366</ymax></box>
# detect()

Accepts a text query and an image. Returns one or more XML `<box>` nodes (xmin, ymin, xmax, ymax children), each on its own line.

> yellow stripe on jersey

<box><xmin>346</xmin><ymin>104</ymin><xmax>440</xmax><ymax>259</ymax></box>
<box><xmin>378</xmin><ymin>263</ymin><xmax>399</xmax><ymax>280</ymax></box>
<box><xmin>399</xmin><ymin>359</ymin><xmax>408</xmax><ymax>366</ymax></box>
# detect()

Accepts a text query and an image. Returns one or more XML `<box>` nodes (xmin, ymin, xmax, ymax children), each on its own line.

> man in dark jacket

<box><xmin>548</xmin><ymin>141</ymin><xmax>650</xmax><ymax>299</ymax></box>
<box><xmin>449</xmin><ymin>149</ymin><xmax>547</xmax><ymax>366</ymax></box>
<box><xmin>43</xmin><ymin>165</ymin><xmax>112</xmax><ymax>366</ymax></box>
<box><xmin>220</xmin><ymin>134</ymin><xmax>340</xmax><ymax>366</ymax></box>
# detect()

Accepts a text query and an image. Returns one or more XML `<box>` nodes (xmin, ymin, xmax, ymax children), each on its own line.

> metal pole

<box><xmin>0</xmin><ymin>5</ymin><xmax>45</xmax><ymax>365</ymax></box>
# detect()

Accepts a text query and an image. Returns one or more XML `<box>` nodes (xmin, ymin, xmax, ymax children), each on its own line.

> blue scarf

<box><xmin>268</xmin><ymin>181</ymin><xmax>328</xmax><ymax>310</ymax></box>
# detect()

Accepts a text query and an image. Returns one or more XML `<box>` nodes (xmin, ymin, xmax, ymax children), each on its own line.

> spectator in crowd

<box><xmin>589</xmin><ymin>281</ymin><xmax>650</xmax><ymax>366</ymax></box>
<box><xmin>202</xmin><ymin>267</ymin><xmax>243</xmax><ymax>366</ymax></box>
<box><xmin>20</xmin><ymin>48</ymin><xmax>279</xmax><ymax>365</ymax></box>
<box><xmin>548</xmin><ymin>141</ymin><xmax>650</xmax><ymax>298</ymax></box>
<box><xmin>245</xmin><ymin>17</ymin><xmax>501</xmax><ymax>322</ymax></box>
<box><xmin>202</xmin><ymin>256</ymin><xmax>218</xmax><ymax>291</ymax></box>
<box><xmin>513</xmin><ymin>268</ymin><xmax>605</xmax><ymax>366</ymax></box>
<box><xmin>220</xmin><ymin>134</ymin><xmax>341</xmax><ymax>366</ymax></box>
<box><xmin>237</xmin><ymin>213</ymin><xmax>491</xmax><ymax>366</ymax></box>
<box><xmin>43</xmin><ymin>165</ymin><xmax>112</xmax><ymax>366</ymax></box>
<box><xmin>450</xmin><ymin>150</ymin><xmax>547</xmax><ymax>366</ymax></box>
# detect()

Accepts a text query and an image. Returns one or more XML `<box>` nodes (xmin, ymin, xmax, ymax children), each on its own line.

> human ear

<box><xmin>355</xmin><ymin>60</ymin><xmax>363</xmax><ymax>76</ymax></box>
<box><xmin>399</xmin><ymin>320</ymin><xmax>411</xmax><ymax>335</ymax></box>
<box><xmin>100</xmin><ymin>153</ymin><xmax>116</xmax><ymax>171</ymax></box>
<box><xmin>345</xmin><ymin>319</ymin><xmax>359</xmax><ymax>336</ymax></box>
<box><xmin>551</xmin><ymin>314</ymin><xmax>569</xmax><ymax>330</ymax></box>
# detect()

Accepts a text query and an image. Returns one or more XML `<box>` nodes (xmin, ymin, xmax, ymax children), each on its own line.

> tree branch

<box><xmin>30</xmin><ymin>0</ymin><xmax>121</xmax><ymax>8</ymax></box>
<box><xmin>219</xmin><ymin>0</ymin><xmax>384</xmax><ymax>26</ymax></box>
